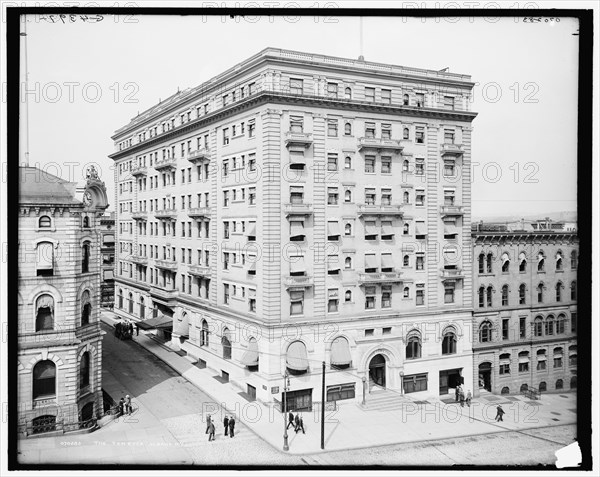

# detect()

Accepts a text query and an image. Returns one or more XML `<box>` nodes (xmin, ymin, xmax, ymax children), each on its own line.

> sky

<box><xmin>18</xmin><ymin>10</ymin><xmax>581</xmax><ymax>219</ymax></box>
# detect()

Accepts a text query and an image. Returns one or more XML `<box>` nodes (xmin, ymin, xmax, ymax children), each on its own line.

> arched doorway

<box><xmin>368</xmin><ymin>354</ymin><xmax>386</xmax><ymax>388</ymax></box>
<box><xmin>570</xmin><ymin>376</ymin><xmax>577</xmax><ymax>389</ymax></box>
<box><xmin>478</xmin><ymin>362</ymin><xmax>492</xmax><ymax>392</ymax></box>
<box><xmin>80</xmin><ymin>402</ymin><xmax>94</xmax><ymax>428</ymax></box>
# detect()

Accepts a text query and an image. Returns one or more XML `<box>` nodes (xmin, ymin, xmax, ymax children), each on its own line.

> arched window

<box><xmin>344</xmin><ymin>223</ymin><xmax>352</xmax><ymax>236</ymax></box>
<box><xmin>35</xmin><ymin>294</ymin><xmax>54</xmax><ymax>332</ymax></box>
<box><xmin>403</xmin><ymin>255</ymin><xmax>409</xmax><ymax>267</ymax></box>
<box><xmin>345</xmin><ymin>290</ymin><xmax>352</xmax><ymax>302</ymax></box>
<box><xmin>345</xmin><ymin>190</ymin><xmax>352</xmax><ymax>202</ymax></box>
<box><xmin>537</xmin><ymin>251</ymin><xmax>545</xmax><ymax>272</ymax></box>
<box><xmin>140</xmin><ymin>296</ymin><xmax>145</xmax><ymax>319</ymax></box>
<box><xmin>128</xmin><ymin>292</ymin><xmax>134</xmax><ymax>313</ymax></box>
<box><xmin>344</xmin><ymin>122</ymin><xmax>352</xmax><ymax>135</ymax></box>
<box><xmin>534</xmin><ymin>316</ymin><xmax>543</xmax><ymax>337</ymax></box>
<box><xmin>478</xmin><ymin>253</ymin><xmax>485</xmax><ymax>274</ymax></box>
<box><xmin>537</xmin><ymin>282</ymin><xmax>544</xmax><ymax>303</ymax></box>
<box><xmin>118</xmin><ymin>289</ymin><xmax>123</xmax><ymax>309</ymax></box>
<box><xmin>403</xmin><ymin>127</ymin><xmax>409</xmax><ymax>140</ymax></box>
<box><xmin>441</xmin><ymin>328</ymin><xmax>457</xmax><ymax>355</ymax></box>
<box><xmin>478</xmin><ymin>286</ymin><xmax>485</xmax><ymax>308</ymax></box>
<box><xmin>80</xmin><ymin>352</ymin><xmax>90</xmax><ymax>389</ymax></box>
<box><xmin>555</xmin><ymin>251</ymin><xmax>563</xmax><ymax>271</ymax></box>
<box><xmin>519</xmin><ymin>252</ymin><xmax>527</xmax><ymax>272</ymax></box>
<box><xmin>486</xmin><ymin>286</ymin><xmax>493</xmax><ymax>307</ymax></box>
<box><xmin>570</xmin><ymin>250</ymin><xmax>578</xmax><ymax>269</ymax></box>
<box><xmin>545</xmin><ymin>315</ymin><xmax>555</xmax><ymax>336</ymax></box>
<box><xmin>32</xmin><ymin>415</ymin><xmax>56</xmax><ymax>434</ymax></box>
<box><xmin>556</xmin><ymin>314</ymin><xmax>566</xmax><ymax>334</ymax></box>
<box><xmin>519</xmin><ymin>284</ymin><xmax>526</xmax><ymax>305</ymax></box>
<box><xmin>555</xmin><ymin>282</ymin><xmax>563</xmax><ymax>302</ymax></box>
<box><xmin>501</xmin><ymin>386</ymin><xmax>510</xmax><ymax>395</ymax></box>
<box><xmin>32</xmin><ymin>360</ymin><xmax>56</xmax><ymax>399</ymax></box>
<box><xmin>555</xmin><ymin>379</ymin><xmax>563</xmax><ymax>390</ymax></box>
<box><xmin>539</xmin><ymin>381</ymin><xmax>547</xmax><ymax>392</ymax></box>
<box><xmin>403</xmin><ymin>191</ymin><xmax>410</xmax><ymax>204</ymax></box>
<box><xmin>82</xmin><ymin>242</ymin><xmax>91</xmax><ymax>273</ymax></box>
<box><xmin>81</xmin><ymin>290</ymin><xmax>91</xmax><ymax>326</ymax></box>
<box><xmin>403</xmin><ymin>93</ymin><xmax>409</xmax><ymax>105</ymax></box>
<box><xmin>520</xmin><ymin>383</ymin><xmax>529</xmax><ymax>392</ymax></box>
<box><xmin>403</xmin><ymin>223</ymin><xmax>409</xmax><ymax>234</ymax></box>
<box><xmin>344</xmin><ymin>257</ymin><xmax>352</xmax><ymax>269</ymax></box>
<box><xmin>571</xmin><ymin>281</ymin><xmax>577</xmax><ymax>300</ymax></box>
<box><xmin>501</xmin><ymin>253</ymin><xmax>510</xmax><ymax>272</ymax></box>
<box><xmin>344</xmin><ymin>87</ymin><xmax>352</xmax><ymax>100</ymax></box>
<box><xmin>39</xmin><ymin>215</ymin><xmax>51</xmax><ymax>228</ymax></box>
<box><xmin>479</xmin><ymin>321</ymin><xmax>492</xmax><ymax>342</ymax></box>
<box><xmin>344</xmin><ymin>156</ymin><xmax>352</xmax><ymax>169</ymax></box>
<box><xmin>402</xmin><ymin>159</ymin><xmax>409</xmax><ymax>172</ymax></box>
<box><xmin>83</xmin><ymin>216</ymin><xmax>90</xmax><ymax>228</ymax></box>
<box><xmin>486</xmin><ymin>253</ymin><xmax>493</xmax><ymax>273</ymax></box>
<box><xmin>222</xmin><ymin>328</ymin><xmax>232</xmax><ymax>359</ymax></box>
<box><xmin>501</xmin><ymin>285</ymin><xmax>509</xmax><ymax>306</ymax></box>
<box><xmin>200</xmin><ymin>319</ymin><xmax>209</xmax><ymax>346</ymax></box>
<box><xmin>403</xmin><ymin>286</ymin><xmax>410</xmax><ymax>298</ymax></box>
<box><xmin>405</xmin><ymin>331</ymin><xmax>421</xmax><ymax>359</ymax></box>
<box><xmin>536</xmin><ymin>349</ymin><xmax>547</xmax><ymax>370</ymax></box>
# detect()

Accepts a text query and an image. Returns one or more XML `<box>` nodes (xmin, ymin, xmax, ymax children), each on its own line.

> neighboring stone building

<box><xmin>99</xmin><ymin>212</ymin><xmax>116</xmax><ymax>308</ymax></box>
<box><xmin>110</xmin><ymin>47</ymin><xmax>477</xmax><ymax>406</ymax></box>
<box><xmin>17</xmin><ymin>166</ymin><xmax>108</xmax><ymax>436</ymax></box>
<box><xmin>471</xmin><ymin>221</ymin><xmax>578</xmax><ymax>397</ymax></box>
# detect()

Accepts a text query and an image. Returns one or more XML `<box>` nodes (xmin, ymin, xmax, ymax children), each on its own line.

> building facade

<box><xmin>99</xmin><ymin>212</ymin><xmax>116</xmax><ymax>308</ymax></box>
<box><xmin>471</xmin><ymin>222</ymin><xmax>578</xmax><ymax>397</ymax></box>
<box><xmin>17</xmin><ymin>166</ymin><xmax>108</xmax><ymax>436</ymax></box>
<box><xmin>110</xmin><ymin>48</ymin><xmax>477</xmax><ymax>406</ymax></box>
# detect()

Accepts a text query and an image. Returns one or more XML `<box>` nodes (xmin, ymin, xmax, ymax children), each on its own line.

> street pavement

<box><xmin>16</xmin><ymin>310</ymin><xmax>579</xmax><ymax>466</ymax></box>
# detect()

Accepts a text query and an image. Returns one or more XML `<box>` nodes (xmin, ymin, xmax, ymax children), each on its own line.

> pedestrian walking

<box><xmin>129</xmin><ymin>322</ymin><xmax>134</xmax><ymax>337</ymax></box>
<box><xmin>455</xmin><ymin>385</ymin><xmax>459</xmax><ymax>402</ymax></box>
<box><xmin>459</xmin><ymin>389</ymin><xmax>465</xmax><ymax>407</ymax></box>
<box><xmin>466</xmin><ymin>390</ymin><xmax>472</xmax><ymax>407</ymax></box>
<box><xmin>223</xmin><ymin>415</ymin><xmax>229</xmax><ymax>436</ymax></box>
<box><xmin>205</xmin><ymin>414</ymin><xmax>212</xmax><ymax>434</ymax></box>
<box><xmin>287</xmin><ymin>411</ymin><xmax>295</xmax><ymax>430</ymax></box>
<box><xmin>125</xmin><ymin>394</ymin><xmax>132</xmax><ymax>415</ymax></box>
<box><xmin>228</xmin><ymin>416</ymin><xmax>235</xmax><ymax>438</ymax></box>
<box><xmin>135</xmin><ymin>324</ymin><xmax>139</xmax><ymax>336</ymax></box>
<box><xmin>118</xmin><ymin>397</ymin><xmax>125</xmax><ymax>417</ymax></box>
<box><xmin>495</xmin><ymin>404</ymin><xmax>505</xmax><ymax>422</ymax></box>
<box><xmin>208</xmin><ymin>421</ymin><xmax>215</xmax><ymax>441</ymax></box>
<box><xmin>298</xmin><ymin>413</ymin><xmax>305</xmax><ymax>434</ymax></box>
<box><xmin>294</xmin><ymin>413</ymin><xmax>300</xmax><ymax>433</ymax></box>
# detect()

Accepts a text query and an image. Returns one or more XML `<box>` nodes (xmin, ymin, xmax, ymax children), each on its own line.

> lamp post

<box><xmin>399</xmin><ymin>372</ymin><xmax>404</xmax><ymax>396</ymax></box>
<box><xmin>282</xmin><ymin>369</ymin><xmax>290</xmax><ymax>451</ymax></box>
<box><xmin>362</xmin><ymin>376</ymin><xmax>367</xmax><ymax>405</ymax></box>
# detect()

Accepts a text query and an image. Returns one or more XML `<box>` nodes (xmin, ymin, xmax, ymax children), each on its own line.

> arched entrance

<box><xmin>369</xmin><ymin>354</ymin><xmax>386</xmax><ymax>388</ymax></box>
<box><xmin>478</xmin><ymin>362</ymin><xmax>492</xmax><ymax>392</ymax></box>
<box><xmin>80</xmin><ymin>402</ymin><xmax>94</xmax><ymax>428</ymax></box>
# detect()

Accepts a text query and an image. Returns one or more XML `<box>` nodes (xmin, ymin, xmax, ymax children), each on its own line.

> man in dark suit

<box><xmin>287</xmin><ymin>411</ymin><xmax>295</xmax><ymax>430</ymax></box>
<box><xmin>223</xmin><ymin>415</ymin><xmax>229</xmax><ymax>436</ymax></box>
<box><xmin>228</xmin><ymin>415</ymin><xmax>235</xmax><ymax>438</ymax></box>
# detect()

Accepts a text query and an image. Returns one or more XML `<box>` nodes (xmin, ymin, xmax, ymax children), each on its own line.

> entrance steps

<box><xmin>361</xmin><ymin>386</ymin><xmax>413</xmax><ymax>412</ymax></box>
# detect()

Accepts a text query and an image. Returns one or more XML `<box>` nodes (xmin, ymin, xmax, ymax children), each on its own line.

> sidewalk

<box><xmin>101</xmin><ymin>310</ymin><xmax>577</xmax><ymax>455</ymax></box>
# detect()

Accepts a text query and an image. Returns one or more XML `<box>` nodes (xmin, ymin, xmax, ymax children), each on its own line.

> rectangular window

<box><xmin>381</xmin><ymin>157</ymin><xmax>391</xmax><ymax>174</ymax></box>
<box><xmin>365</xmin><ymin>188</ymin><xmax>376</xmax><ymax>205</ymax></box>
<box><xmin>223</xmin><ymin>190</ymin><xmax>229</xmax><ymax>207</ymax></box>
<box><xmin>444</xmin><ymin>96</ymin><xmax>455</xmax><ymax>110</ymax></box>
<box><xmin>327</xmin><ymin>82</ymin><xmax>338</xmax><ymax>98</ymax></box>
<box><xmin>444</xmin><ymin>190</ymin><xmax>456</xmax><ymax>206</ymax></box>
<box><xmin>327</xmin><ymin>187</ymin><xmax>339</xmax><ymax>205</ymax></box>
<box><xmin>290</xmin><ymin>290</ymin><xmax>304</xmax><ymax>315</ymax></box>
<box><xmin>381</xmin><ymin>189</ymin><xmax>391</xmax><ymax>205</ymax></box>
<box><xmin>381</xmin><ymin>89</ymin><xmax>391</xmax><ymax>104</ymax></box>
<box><xmin>403</xmin><ymin>373</ymin><xmax>428</xmax><ymax>393</ymax></box>
<box><xmin>327</xmin><ymin>120</ymin><xmax>338</xmax><ymax>137</ymax></box>
<box><xmin>381</xmin><ymin>285</ymin><xmax>392</xmax><ymax>308</ymax></box>
<box><xmin>416</xmin><ymin>92</ymin><xmax>425</xmax><ymax>107</ymax></box>
<box><xmin>290</xmin><ymin>78</ymin><xmax>303</xmax><ymax>95</ymax></box>
<box><xmin>381</xmin><ymin>124</ymin><xmax>391</xmax><ymax>139</ymax></box>
<box><xmin>327</xmin><ymin>153</ymin><xmax>338</xmax><ymax>171</ymax></box>
<box><xmin>326</xmin><ymin>383</ymin><xmax>355</xmax><ymax>402</ymax></box>
<box><xmin>519</xmin><ymin>362</ymin><xmax>529</xmax><ymax>373</ymax></box>
<box><xmin>328</xmin><ymin>298</ymin><xmax>339</xmax><ymax>313</ymax></box>
<box><xmin>415</xmin><ymin>158</ymin><xmax>425</xmax><ymax>175</ymax></box>
<box><xmin>444</xmin><ymin>286</ymin><xmax>455</xmax><ymax>303</ymax></box>
<box><xmin>444</xmin><ymin>129</ymin><xmax>455</xmax><ymax>144</ymax></box>
<box><xmin>364</xmin><ymin>87</ymin><xmax>375</xmax><ymax>102</ymax></box>
<box><xmin>444</xmin><ymin>159</ymin><xmax>455</xmax><ymax>176</ymax></box>
<box><xmin>415</xmin><ymin>127</ymin><xmax>425</xmax><ymax>144</ymax></box>
<box><xmin>415</xmin><ymin>190</ymin><xmax>425</xmax><ymax>206</ymax></box>
<box><xmin>499</xmin><ymin>364</ymin><xmax>510</xmax><ymax>375</ymax></box>
<box><xmin>520</xmin><ymin>317</ymin><xmax>526</xmax><ymax>338</ymax></box>
<box><xmin>224</xmin><ymin>284</ymin><xmax>229</xmax><ymax>304</ymax></box>
<box><xmin>365</xmin><ymin>286</ymin><xmax>376</xmax><ymax>309</ymax></box>
<box><xmin>502</xmin><ymin>319</ymin><xmax>510</xmax><ymax>340</ymax></box>
<box><xmin>365</xmin><ymin>329</ymin><xmax>374</xmax><ymax>337</ymax></box>
<box><xmin>365</xmin><ymin>123</ymin><xmax>376</xmax><ymax>138</ymax></box>
<box><xmin>365</xmin><ymin>156</ymin><xmax>375</xmax><ymax>173</ymax></box>
<box><xmin>416</xmin><ymin>288</ymin><xmax>425</xmax><ymax>306</ymax></box>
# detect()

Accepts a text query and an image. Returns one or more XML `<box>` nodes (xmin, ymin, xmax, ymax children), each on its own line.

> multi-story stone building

<box><xmin>471</xmin><ymin>221</ymin><xmax>578</xmax><ymax>397</ymax></box>
<box><xmin>17</xmin><ymin>166</ymin><xmax>108</xmax><ymax>436</ymax></box>
<box><xmin>110</xmin><ymin>48</ymin><xmax>477</xmax><ymax>407</ymax></box>
<box><xmin>99</xmin><ymin>212</ymin><xmax>116</xmax><ymax>308</ymax></box>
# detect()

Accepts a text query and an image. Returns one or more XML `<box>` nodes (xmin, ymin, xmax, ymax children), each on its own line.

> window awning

<box><xmin>290</xmin><ymin>221</ymin><xmax>305</xmax><ymax>237</ymax></box>
<box><xmin>37</xmin><ymin>242</ymin><xmax>53</xmax><ymax>269</ymax></box>
<box><xmin>415</xmin><ymin>222</ymin><xmax>427</xmax><ymax>235</ymax></box>
<box><xmin>248</xmin><ymin>262</ymin><xmax>257</xmax><ymax>272</ymax></box>
<box><xmin>365</xmin><ymin>254</ymin><xmax>377</xmax><ymax>269</ymax></box>
<box><xmin>443</xmin><ymin>222</ymin><xmax>457</xmax><ymax>235</ymax></box>
<box><xmin>327</xmin><ymin>221</ymin><xmax>340</xmax><ymax>236</ymax></box>
<box><xmin>381</xmin><ymin>222</ymin><xmax>394</xmax><ymax>236</ymax></box>
<box><xmin>286</xmin><ymin>341</ymin><xmax>309</xmax><ymax>371</ymax></box>
<box><xmin>381</xmin><ymin>254</ymin><xmax>394</xmax><ymax>269</ymax></box>
<box><xmin>537</xmin><ymin>356</ymin><xmax>547</xmax><ymax>361</ymax></box>
<box><xmin>518</xmin><ymin>357</ymin><xmax>530</xmax><ymax>363</ymax></box>
<box><xmin>365</xmin><ymin>222</ymin><xmax>378</xmax><ymax>235</ymax></box>
<box><xmin>240</xmin><ymin>339</ymin><xmax>259</xmax><ymax>366</ymax></box>
<box><xmin>330</xmin><ymin>337</ymin><xmax>352</xmax><ymax>366</ymax></box>
<box><xmin>290</xmin><ymin>151</ymin><xmax>305</xmax><ymax>164</ymax></box>
<box><xmin>136</xmin><ymin>315</ymin><xmax>173</xmax><ymax>330</ymax></box>
<box><xmin>327</xmin><ymin>255</ymin><xmax>340</xmax><ymax>271</ymax></box>
<box><xmin>246</xmin><ymin>222</ymin><xmax>257</xmax><ymax>236</ymax></box>
<box><xmin>290</xmin><ymin>256</ymin><xmax>306</xmax><ymax>274</ymax></box>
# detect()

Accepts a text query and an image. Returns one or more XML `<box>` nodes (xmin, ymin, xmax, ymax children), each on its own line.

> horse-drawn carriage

<box><xmin>114</xmin><ymin>321</ymin><xmax>133</xmax><ymax>340</ymax></box>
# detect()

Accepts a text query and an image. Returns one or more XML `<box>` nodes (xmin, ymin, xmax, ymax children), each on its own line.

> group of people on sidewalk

<box><xmin>117</xmin><ymin>395</ymin><xmax>133</xmax><ymax>416</ymax></box>
<box><xmin>454</xmin><ymin>385</ymin><xmax>472</xmax><ymax>407</ymax></box>
<box><xmin>287</xmin><ymin>411</ymin><xmax>305</xmax><ymax>434</ymax></box>
<box><xmin>205</xmin><ymin>414</ymin><xmax>236</xmax><ymax>441</ymax></box>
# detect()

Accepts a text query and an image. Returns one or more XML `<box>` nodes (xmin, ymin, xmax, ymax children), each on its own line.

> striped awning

<box><xmin>381</xmin><ymin>253</ymin><xmax>394</xmax><ymax>269</ymax></box>
<box><xmin>240</xmin><ymin>339</ymin><xmax>259</xmax><ymax>366</ymax></box>
<box><xmin>290</xmin><ymin>221</ymin><xmax>305</xmax><ymax>237</ymax></box>
<box><xmin>330</xmin><ymin>337</ymin><xmax>352</xmax><ymax>366</ymax></box>
<box><xmin>365</xmin><ymin>222</ymin><xmax>378</xmax><ymax>235</ymax></box>
<box><xmin>365</xmin><ymin>254</ymin><xmax>377</xmax><ymax>269</ymax></box>
<box><xmin>327</xmin><ymin>221</ymin><xmax>340</xmax><ymax>236</ymax></box>
<box><xmin>286</xmin><ymin>341</ymin><xmax>309</xmax><ymax>371</ymax></box>
<box><xmin>246</xmin><ymin>222</ymin><xmax>257</xmax><ymax>236</ymax></box>
<box><xmin>290</xmin><ymin>256</ymin><xmax>306</xmax><ymax>274</ymax></box>
<box><xmin>415</xmin><ymin>221</ymin><xmax>427</xmax><ymax>235</ymax></box>
<box><xmin>381</xmin><ymin>222</ymin><xmax>394</xmax><ymax>236</ymax></box>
